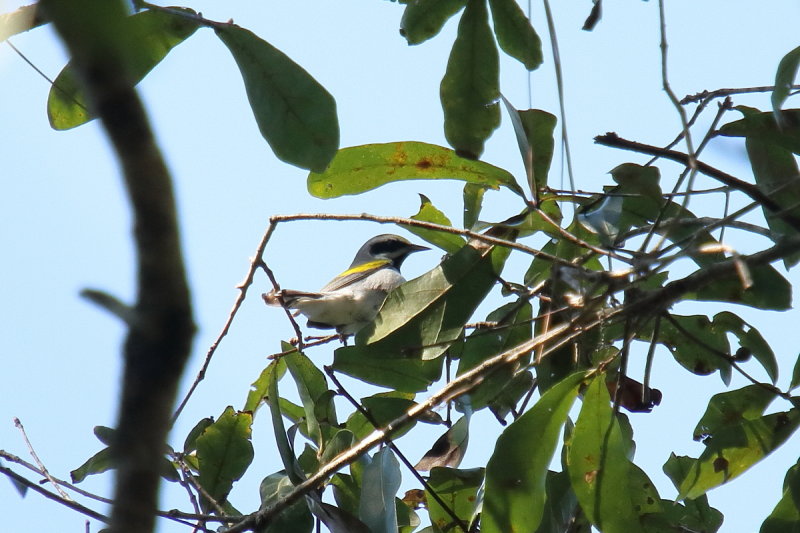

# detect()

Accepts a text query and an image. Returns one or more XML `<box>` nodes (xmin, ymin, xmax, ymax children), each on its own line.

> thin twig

<box><xmin>541</xmin><ymin>0</ymin><xmax>576</xmax><ymax>192</ymax></box>
<box><xmin>681</xmin><ymin>85</ymin><xmax>800</xmax><ymax>105</ymax></box>
<box><xmin>13</xmin><ymin>417</ymin><xmax>72</xmax><ymax>501</ymax></box>
<box><xmin>0</xmin><ymin>464</ymin><xmax>108</xmax><ymax>523</ymax></box>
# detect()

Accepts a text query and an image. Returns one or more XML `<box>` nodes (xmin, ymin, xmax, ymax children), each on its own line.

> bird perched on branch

<box><xmin>263</xmin><ymin>234</ymin><xmax>428</xmax><ymax>335</ymax></box>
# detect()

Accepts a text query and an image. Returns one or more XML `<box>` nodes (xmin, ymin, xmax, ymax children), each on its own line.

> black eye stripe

<box><xmin>370</xmin><ymin>240</ymin><xmax>407</xmax><ymax>256</ymax></box>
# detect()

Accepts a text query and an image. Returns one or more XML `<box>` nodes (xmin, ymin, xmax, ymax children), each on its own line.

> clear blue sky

<box><xmin>2</xmin><ymin>1</ymin><xmax>800</xmax><ymax>531</ymax></box>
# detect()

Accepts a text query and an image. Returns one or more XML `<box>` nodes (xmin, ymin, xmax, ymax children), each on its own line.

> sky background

<box><xmin>2</xmin><ymin>1</ymin><xmax>800</xmax><ymax>531</ymax></box>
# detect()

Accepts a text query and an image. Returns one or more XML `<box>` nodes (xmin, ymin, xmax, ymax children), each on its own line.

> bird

<box><xmin>262</xmin><ymin>234</ymin><xmax>428</xmax><ymax>335</ymax></box>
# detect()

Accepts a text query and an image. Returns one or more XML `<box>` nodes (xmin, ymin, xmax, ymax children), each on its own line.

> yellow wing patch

<box><xmin>339</xmin><ymin>259</ymin><xmax>391</xmax><ymax>277</ymax></box>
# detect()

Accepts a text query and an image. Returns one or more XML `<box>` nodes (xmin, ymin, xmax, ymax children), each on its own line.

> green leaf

<box><xmin>333</xmin><ymin>346</ymin><xmax>444</xmax><ymax>392</ymax></box>
<box><xmin>457</xmin><ymin>301</ymin><xmax>533</xmax><ymax>412</ymax></box>
<box><xmin>215</xmin><ymin>24</ymin><xmax>339</xmax><ymax>172</ymax></box>
<box><xmin>482</xmin><ymin>372</ymin><xmax>585</xmax><ymax>533</ymax></box>
<box><xmin>404</xmin><ymin>194</ymin><xmax>466</xmax><ymax>254</ymax></box>
<box><xmin>400</xmin><ymin>0</ymin><xmax>466</xmax><ymax>44</ymax></box>
<box><xmin>718</xmin><ymin>107</ymin><xmax>800</xmax><ymax>153</ymax></box>
<box><xmin>308</xmin><ymin>141</ymin><xmax>522</xmax><ymax>198</ymax></box>
<box><xmin>440</xmin><ymin>0</ymin><xmax>501</xmax><ymax>159</ymax></box>
<box><xmin>662</xmin><ymin>454</ymin><xmax>724</xmax><ymax>533</ymax></box>
<box><xmin>761</xmin><ymin>461</ymin><xmax>800</xmax><ymax>533</ymax></box>
<box><xmin>345</xmin><ymin>392</ymin><xmax>422</xmax><ymax>440</ymax></box>
<box><xmin>359</xmin><ymin>448</ymin><xmax>402</xmax><ymax>533</ymax></box>
<box><xmin>463</xmin><ymin>183</ymin><xmax>486</xmax><ymax>229</ymax></box>
<box><xmin>48</xmin><ymin>8</ymin><xmax>199</xmax><ymax>130</ymax></box>
<box><xmin>657</xmin><ymin>314</ymin><xmax>732</xmax><ymax>384</ymax></box>
<box><xmin>488</xmin><ymin>0</ymin><xmax>543</xmax><ymax>70</ymax></box>
<box><xmin>258</xmin><ymin>472</ymin><xmax>313</xmax><ymax>533</ymax></box>
<box><xmin>267</xmin><ymin>361</ymin><xmax>305</xmax><ymax>483</ymax></box>
<box><xmin>773</xmin><ymin>46</ymin><xmax>800</xmax><ymax>122</ymax></box>
<box><xmin>334</xmin><ymin>211</ymin><xmax>512</xmax><ymax>393</ymax></box>
<box><xmin>678</xmin><ymin>408</ymin><xmax>800</xmax><ymax>499</ymax></box>
<box><xmin>184</xmin><ymin>417</ymin><xmax>214</xmax><ymax>453</ymax></box>
<box><xmin>567</xmin><ymin>377</ymin><xmax>640</xmax><ymax>533</ymax></box>
<box><xmin>93</xmin><ymin>425</ymin><xmax>116</xmax><ymax>446</ymax></box>
<box><xmin>533</xmin><ymin>470</ymin><xmax>583</xmax><ymax>533</ymax></box>
<box><xmin>500</xmin><ymin>98</ymin><xmax>557</xmax><ymax>195</ymax></box>
<box><xmin>712</xmin><ymin>312</ymin><xmax>778</xmax><ymax>383</ymax></box>
<box><xmin>196</xmin><ymin>407</ymin><xmax>254</xmax><ymax>511</ymax></box>
<box><xmin>415</xmin><ymin>415</ymin><xmax>470</xmax><ymax>470</ymax></box>
<box><xmin>284</xmin><ymin>350</ymin><xmax>337</xmax><ymax>447</ymax></box>
<box><xmin>693</xmin><ymin>385</ymin><xmax>779</xmax><ymax>442</ymax></box>
<box><xmin>426</xmin><ymin>467</ymin><xmax>484</xmax><ymax>531</ymax></box>
<box><xmin>244</xmin><ymin>358</ymin><xmax>287</xmax><ymax>414</ymax></box>
<box><xmin>791</xmin><ymin>354</ymin><xmax>800</xmax><ymax>390</ymax></box>
<box><xmin>690</xmin><ymin>262</ymin><xmax>792</xmax><ymax>311</ymax></box>
<box><xmin>70</xmin><ymin>447</ymin><xmax>114</xmax><ymax>483</ymax></box>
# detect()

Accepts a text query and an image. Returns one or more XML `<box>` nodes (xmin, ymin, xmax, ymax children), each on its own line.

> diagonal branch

<box><xmin>594</xmin><ymin>132</ymin><xmax>800</xmax><ymax>232</ymax></box>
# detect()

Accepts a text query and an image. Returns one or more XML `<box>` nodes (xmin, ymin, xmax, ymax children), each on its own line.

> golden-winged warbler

<box><xmin>263</xmin><ymin>234</ymin><xmax>428</xmax><ymax>334</ymax></box>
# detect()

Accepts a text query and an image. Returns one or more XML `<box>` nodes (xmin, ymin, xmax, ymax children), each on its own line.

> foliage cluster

<box><xmin>4</xmin><ymin>1</ymin><xmax>800</xmax><ymax>533</ymax></box>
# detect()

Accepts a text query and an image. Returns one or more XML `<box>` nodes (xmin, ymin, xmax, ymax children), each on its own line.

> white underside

<box><xmin>291</xmin><ymin>269</ymin><xmax>405</xmax><ymax>334</ymax></box>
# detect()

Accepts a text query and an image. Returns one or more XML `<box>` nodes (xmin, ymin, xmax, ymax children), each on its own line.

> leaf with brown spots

<box><xmin>308</xmin><ymin>141</ymin><xmax>523</xmax><ymax>198</ymax></box>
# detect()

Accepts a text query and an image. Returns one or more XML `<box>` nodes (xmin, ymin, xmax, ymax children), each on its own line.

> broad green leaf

<box><xmin>318</xmin><ymin>429</ymin><xmax>355</xmax><ymax>466</ymax></box>
<box><xmin>426</xmin><ymin>467</ymin><xmax>484</xmax><ymax>532</ymax></box>
<box><xmin>489</xmin><ymin>370</ymin><xmax>535</xmax><ymax>421</ymax></box>
<box><xmin>71</xmin><ymin>428</ymin><xmax>177</xmax><ymax>483</ymax></box>
<box><xmin>93</xmin><ymin>425</ymin><xmax>116</xmax><ymax>446</ymax></box>
<box><xmin>404</xmin><ymin>194</ymin><xmax>466</xmax><ymax>254</ymax></box>
<box><xmin>258</xmin><ymin>472</ymin><xmax>313</xmax><ymax>533</ymax></box>
<box><xmin>216</xmin><ymin>25</ymin><xmax>339</xmax><ymax>172</ymax></box>
<box><xmin>761</xmin><ymin>461</ymin><xmax>800</xmax><ymax>533</ymax></box>
<box><xmin>331</xmin><ymin>473</ymin><xmax>361</xmax><ymax>517</ymax></box>
<box><xmin>284</xmin><ymin>350</ymin><xmax>337</xmax><ymax>447</ymax></box>
<box><xmin>440</xmin><ymin>0</ymin><xmax>501</xmax><ymax>159</ymax></box>
<box><xmin>196</xmin><ymin>407</ymin><xmax>254</xmax><ymax>511</ymax></box>
<box><xmin>482</xmin><ymin>372</ymin><xmax>585</xmax><ymax>533</ymax></box>
<box><xmin>567</xmin><ymin>377</ymin><xmax>639</xmax><ymax>533</ymax></box>
<box><xmin>48</xmin><ymin>8</ymin><xmax>199</xmax><ymax>130</ymax></box>
<box><xmin>457</xmin><ymin>301</ymin><xmax>533</xmax><ymax>412</ymax></box>
<box><xmin>400</xmin><ymin>0</ymin><xmax>466</xmax><ymax>44</ymax></box>
<box><xmin>243</xmin><ymin>358</ymin><xmax>287</xmax><ymax>414</ymax></box>
<box><xmin>657</xmin><ymin>314</ymin><xmax>732</xmax><ymax>384</ymax></box>
<box><xmin>309</xmin><ymin>500</ymin><xmax>371</xmax><ymax>533</ymax></box>
<box><xmin>719</xmin><ymin>107</ymin><xmax>800</xmax><ymax>153</ymax></box>
<box><xmin>712</xmin><ymin>312</ymin><xmax>778</xmax><ymax>383</ymax></box>
<box><xmin>501</xmin><ymin>97</ymin><xmax>557</xmax><ymax>196</ymax></box>
<box><xmin>355</xmin><ymin>242</ymin><xmax>503</xmax><ymax>363</ymax></box>
<box><xmin>690</xmin><ymin>262</ymin><xmax>792</xmax><ymax>311</ymax></box>
<box><xmin>332</xmin><ymin>344</ymin><xmax>444</xmax><ymax>392</ymax></box>
<box><xmin>488</xmin><ymin>0</ymin><xmax>543</xmax><ymax>70</ymax></box>
<box><xmin>662</xmin><ymin>454</ymin><xmax>724</xmax><ymax>533</ymax></box>
<box><xmin>533</xmin><ymin>470</ymin><xmax>583</xmax><ymax>533</ymax></box>
<box><xmin>359</xmin><ymin>448</ymin><xmax>402</xmax><ymax>533</ymax></box>
<box><xmin>70</xmin><ymin>447</ymin><xmax>114</xmax><ymax>483</ymax></box>
<box><xmin>308</xmin><ymin>141</ymin><xmax>522</xmax><ymax>198</ymax></box>
<box><xmin>345</xmin><ymin>392</ymin><xmax>422</xmax><ymax>440</ymax></box>
<box><xmin>463</xmin><ymin>183</ymin><xmax>486</xmax><ymax>229</ymax></box>
<box><xmin>746</xmin><ymin>133</ymin><xmax>800</xmax><ymax>266</ymax></box>
<box><xmin>679</xmin><ymin>408</ymin><xmax>800</xmax><ymax>499</ymax></box>
<box><xmin>774</xmin><ymin>47</ymin><xmax>800</xmax><ymax>122</ymax></box>
<box><xmin>693</xmin><ymin>385</ymin><xmax>778</xmax><ymax>442</ymax></box>
<box><xmin>415</xmin><ymin>415</ymin><xmax>470</xmax><ymax>471</ymax></box>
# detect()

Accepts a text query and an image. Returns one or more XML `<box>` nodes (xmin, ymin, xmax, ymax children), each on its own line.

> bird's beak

<box><xmin>410</xmin><ymin>243</ymin><xmax>430</xmax><ymax>253</ymax></box>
